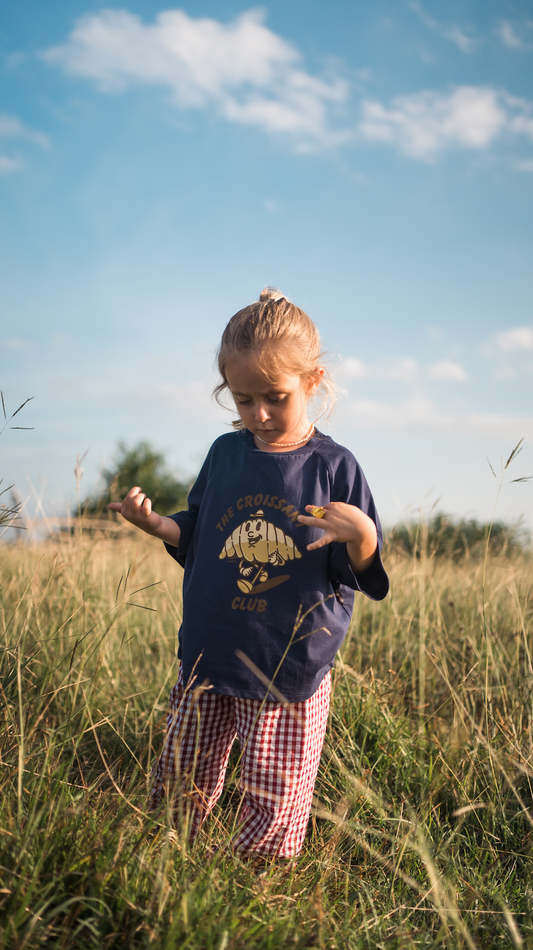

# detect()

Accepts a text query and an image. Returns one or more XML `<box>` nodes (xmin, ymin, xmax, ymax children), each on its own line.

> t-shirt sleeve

<box><xmin>326</xmin><ymin>450</ymin><xmax>389</xmax><ymax>602</ymax></box>
<box><xmin>328</xmin><ymin>544</ymin><xmax>389</xmax><ymax>600</ymax></box>
<box><xmin>164</xmin><ymin>450</ymin><xmax>211</xmax><ymax>568</ymax></box>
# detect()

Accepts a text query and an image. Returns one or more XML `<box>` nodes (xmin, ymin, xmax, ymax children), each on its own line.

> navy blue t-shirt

<box><xmin>165</xmin><ymin>429</ymin><xmax>388</xmax><ymax>702</ymax></box>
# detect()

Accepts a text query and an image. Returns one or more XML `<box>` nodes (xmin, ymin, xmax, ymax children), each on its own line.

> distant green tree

<box><xmin>80</xmin><ymin>441</ymin><xmax>191</xmax><ymax>517</ymax></box>
<box><xmin>387</xmin><ymin>511</ymin><xmax>528</xmax><ymax>560</ymax></box>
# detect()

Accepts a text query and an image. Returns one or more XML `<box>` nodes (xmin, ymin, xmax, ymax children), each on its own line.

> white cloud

<box><xmin>496</xmin><ymin>327</ymin><xmax>533</xmax><ymax>352</ymax></box>
<box><xmin>493</xmin><ymin>364</ymin><xmax>518</xmax><ymax>381</ymax></box>
<box><xmin>0</xmin><ymin>112</ymin><xmax>49</xmax><ymax>172</ymax></box>
<box><xmin>41</xmin><ymin>10</ymin><xmax>533</xmax><ymax>162</ymax></box>
<box><xmin>0</xmin><ymin>113</ymin><xmax>49</xmax><ymax>149</ymax></box>
<box><xmin>342</xmin><ymin>357</ymin><xmax>367</xmax><ymax>378</ymax></box>
<box><xmin>497</xmin><ymin>21</ymin><xmax>524</xmax><ymax>49</ymax></box>
<box><xmin>348</xmin><ymin>395</ymin><xmax>432</xmax><ymax>428</ymax></box>
<box><xmin>382</xmin><ymin>358</ymin><xmax>418</xmax><ymax>382</ymax></box>
<box><xmin>0</xmin><ymin>156</ymin><xmax>24</xmax><ymax>173</ymax></box>
<box><xmin>43</xmin><ymin>8</ymin><xmax>347</xmax><ymax>145</ymax></box>
<box><xmin>345</xmin><ymin>396</ymin><xmax>533</xmax><ymax>439</ymax></box>
<box><xmin>359</xmin><ymin>86</ymin><xmax>506</xmax><ymax>159</ymax></box>
<box><xmin>4</xmin><ymin>338</ymin><xmax>34</xmax><ymax>350</ymax></box>
<box><xmin>517</xmin><ymin>158</ymin><xmax>533</xmax><ymax>172</ymax></box>
<box><xmin>496</xmin><ymin>20</ymin><xmax>533</xmax><ymax>50</ymax></box>
<box><xmin>342</xmin><ymin>356</ymin><xmax>468</xmax><ymax>383</ymax></box>
<box><xmin>509</xmin><ymin>113</ymin><xmax>533</xmax><ymax>141</ymax></box>
<box><xmin>341</xmin><ymin>357</ymin><xmax>418</xmax><ymax>382</ymax></box>
<box><xmin>409</xmin><ymin>2</ymin><xmax>480</xmax><ymax>54</ymax></box>
<box><xmin>428</xmin><ymin>360</ymin><xmax>467</xmax><ymax>381</ymax></box>
<box><xmin>425</xmin><ymin>326</ymin><xmax>445</xmax><ymax>342</ymax></box>
<box><xmin>359</xmin><ymin>86</ymin><xmax>533</xmax><ymax>161</ymax></box>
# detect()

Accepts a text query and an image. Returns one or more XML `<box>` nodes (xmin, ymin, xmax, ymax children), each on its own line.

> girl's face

<box><xmin>225</xmin><ymin>351</ymin><xmax>318</xmax><ymax>451</ymax></box>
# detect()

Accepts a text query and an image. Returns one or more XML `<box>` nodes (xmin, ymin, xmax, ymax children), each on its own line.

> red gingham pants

<box><xmin>150</xmin><ymin>666</ymin><xmax>331</xmax><ymax>857</ymax></box>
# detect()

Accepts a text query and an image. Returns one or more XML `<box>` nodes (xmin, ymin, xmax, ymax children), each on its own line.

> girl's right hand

<box><xmin>108</xmin><ymin>486</ymin><xmax>163</xmax><ymax>535</ymax></box>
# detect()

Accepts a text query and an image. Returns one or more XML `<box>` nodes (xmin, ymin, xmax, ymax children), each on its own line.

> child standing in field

<box><xmin>109</xmin><ymin>289</ymin><xmax>389</xmax><ymax>858</ymax></box>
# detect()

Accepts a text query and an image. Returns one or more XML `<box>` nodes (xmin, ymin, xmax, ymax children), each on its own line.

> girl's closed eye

<box><xmin>236</xmin><ymin>394</ymin><xmax>284</xmax><ymax>405</ymax></box>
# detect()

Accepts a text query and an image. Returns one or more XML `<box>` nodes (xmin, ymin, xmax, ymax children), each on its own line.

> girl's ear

<box><xmin>306</xmin><ymin>367</ymin><xmax>324</xmax><ymax>396</ymax></box>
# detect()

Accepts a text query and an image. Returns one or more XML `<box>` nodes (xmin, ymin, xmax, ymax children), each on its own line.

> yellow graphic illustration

<box><xmin>219</xmin><ymin>510</ymin><xmax>301</xmax><ymax>594</ymax></box>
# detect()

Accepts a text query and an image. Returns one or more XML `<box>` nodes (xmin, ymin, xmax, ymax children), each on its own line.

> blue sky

<box><xmin>1</xmin><ymin>0</ymin><xmax>533</xmax><ymax>532</ymax></box>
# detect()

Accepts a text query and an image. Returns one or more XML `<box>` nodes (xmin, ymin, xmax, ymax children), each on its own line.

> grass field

<box><xmin>1</xmin><ymin>523</ymin><xmax>532</xmax><ymax>949</ymax></box>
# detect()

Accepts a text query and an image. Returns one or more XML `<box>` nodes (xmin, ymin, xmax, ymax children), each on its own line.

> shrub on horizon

<box><xmin>79</xmin><ymin>441</ymin><xmax>191</xmax><ymax>519</ymax></box>
<box><xmin>386</xmin><ymin>511</ymin><xmax>528</xmax><ymax>560</ymax></box>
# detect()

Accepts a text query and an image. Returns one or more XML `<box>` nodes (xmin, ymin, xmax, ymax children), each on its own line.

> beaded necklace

<box><xmin>254</xmin><ymin>423</ymin><xmax>315</xmax><ymax>448</ymax></box>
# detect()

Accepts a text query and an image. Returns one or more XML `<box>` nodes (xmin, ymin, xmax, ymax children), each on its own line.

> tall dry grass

<box><xmin>1</xmin><ymin>522</ymin><xmax>532</xmax><ymax>948</ymax></box>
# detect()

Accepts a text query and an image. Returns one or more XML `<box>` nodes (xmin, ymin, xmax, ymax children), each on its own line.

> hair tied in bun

<box><xmin>259</xmin><ymin>288</ymin><xmax>286</xmax><ymax>303</ymax></box>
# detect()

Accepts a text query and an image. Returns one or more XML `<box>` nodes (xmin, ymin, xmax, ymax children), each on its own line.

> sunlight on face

<box><xmin>225</xmin><ymin>351</ymin><xmax>317</xmax><ymax>450</ymax></box>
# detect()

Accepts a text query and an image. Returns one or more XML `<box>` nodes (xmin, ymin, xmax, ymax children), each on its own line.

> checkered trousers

<box><xmin>150</xmin><ymin>666</ymin><xmax>331</xmax><ymax>858</ymax></box>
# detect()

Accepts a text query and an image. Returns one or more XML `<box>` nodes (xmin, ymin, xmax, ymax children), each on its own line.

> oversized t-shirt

<box><xmin>165</xmin><ymin>429</ymin><xmax>389</xmax><ymax>702</ymax></box>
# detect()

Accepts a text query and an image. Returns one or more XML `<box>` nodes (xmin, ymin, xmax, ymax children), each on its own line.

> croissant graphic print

<box><xmin>219</xmin><ymin>509</ymin><xmax>302</xmax><ymax>594</ymax></box>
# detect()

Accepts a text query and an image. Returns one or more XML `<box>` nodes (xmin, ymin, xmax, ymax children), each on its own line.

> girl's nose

<box><xmin>254</xmin><ymin>403</ymin><xmax>270</xmax><ymax>422</ymax></box>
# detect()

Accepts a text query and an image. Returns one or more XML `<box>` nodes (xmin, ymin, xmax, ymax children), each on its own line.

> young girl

<box><xmin>109</xmin><ymin>289</ymin><xmax>388</xmax><ymax>858</ymax></box>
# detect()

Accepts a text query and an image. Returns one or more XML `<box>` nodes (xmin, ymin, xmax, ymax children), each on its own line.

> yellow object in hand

<box><xmin>310</xmin><ymin>506</ymin><xmax>326</xmax><ymax>519</ymax></box>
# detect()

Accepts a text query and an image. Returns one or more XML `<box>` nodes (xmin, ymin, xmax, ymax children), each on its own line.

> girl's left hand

<box><xmin>298</xmin><ymin>502</ymin><xmax>378</xmax><ymax>572</ymax></box>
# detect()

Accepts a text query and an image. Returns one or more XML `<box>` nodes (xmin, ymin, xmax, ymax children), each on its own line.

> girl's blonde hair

<box><xmin>214</xmin><ymin>288</ymin><xmax>335</xmax><ymax>428</ymax></box>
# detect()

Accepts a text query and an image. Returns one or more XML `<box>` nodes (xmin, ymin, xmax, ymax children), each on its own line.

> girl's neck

<box><xmin>251</xmin><ymin>422</ymin><xmax>315</xmax><ymax>453</ymax></box>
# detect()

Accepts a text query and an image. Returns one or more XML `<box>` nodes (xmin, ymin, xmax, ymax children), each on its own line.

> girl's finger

<box><xmin>143</xmin><ymin>497</ymin><xmax>152</xmax><ymax>516</ymax></box>
<box><xmin>306</xmin><ymin>532</ymin><xmax>335</xmax><ymax>551</ymax></box>
<box><xmin>108</xmin><ymin>502</ymin><xmax>122</xmax><ymax>512</ymax></box>
<box><xmin>298</xmin><ymin>514</ymin><xmax>327</xmax><ymax>527</ymax></box>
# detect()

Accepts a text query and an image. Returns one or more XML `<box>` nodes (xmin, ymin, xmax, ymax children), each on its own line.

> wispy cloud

<box><xmin>3</xmin><ymin>338</ymin><xmax>35</xmax><ymax>350</ymax></box>
<box><xmin>508</xmin><ymin>110</ymin><xmax>533</xmax><ymax>141</ymax></box>
<box><xmin>359</xmin><ymin>86</ymin><xmax>506</xmax><ymax>159</ymax></box>
<box><xmin>0</xmin><ymin>156</ymin><xmax>24</xmax><ymax>174</ymax></box>
<box><xmin>342</xmin><ymin>357</ymin><xmax>417</xmax><ymax>382</ymax></box>
<box><xmin>0</xmin><ymin>113</ymin><xmax>49</xmax><ymax>148</ymax></box>
<box><xmin>408</xmin><ymin>1</ymin><xmax>480</xmax><ymax>54</ymax></box>
<box><xmin>359</xmin><ymin>86</ymin><xmax>533</xmax><ymax>160</ymax></box>
<box><xmin>342</xmin><ymin>356</ymin><xmax>467</xmax><ymax>383</ymax></box>
<box><xmin>41</xmin><ymin>9</ymin><xmax>533</xmax><ymax>165</ymax></box>
<box><xmin>496</xmin><ymin>20</ymin><xmax>533</xmax><ymax>50</ymax></box>
<box><xmin>43</xmin><ymin>8</ymin><xmax>347</xmax><ymax>146</ymax></box>
<box><xmin>483</xmin><ymin>326</ymin><xmax>533</xmax><ymax>379</ymax></box>
<box><xmin>345</xmin><ymin>396</ymin><xmax>533</xmax><ymax>438</ymax></box>
<box><xmin>342</xmin><ymin>357</ymin><xmax>367</xmax><ymax>379</ymax></box>
<box><xmin>427</xmin><ymin>360</ymin><xmax>467</xmax><ymax>381</ymax></box>
<box><xmin>0</xmin><ymin>112</ymin><xmax>49</xmax><ymax>173</ymax></box>
<box><xmin>497</xmin><ymin>21</ymin><xmax>523</xmax><ymax>49</ymax></box>
<box><xmin>263</xmin><ymin>198</ymin><xmax>280</xmax><ymax>214</ymax></box>
<box><xmin>495</xmin><ymin>327</ymin><xmax>533</xmax><ymax>352</ymax></box>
